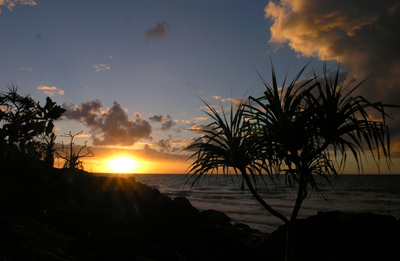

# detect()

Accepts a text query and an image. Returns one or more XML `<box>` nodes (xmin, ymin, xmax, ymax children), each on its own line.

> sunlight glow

<box><xmin>107</xmin><ymin>157</ymin><xmax>138</xmax><ymax>173</ymax></box>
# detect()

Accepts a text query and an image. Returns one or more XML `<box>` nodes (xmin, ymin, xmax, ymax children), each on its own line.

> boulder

<box><xmin>200</xmin><ymin>209</ymin><xmax>231</xmax><ymax>224</ymax></box>
<box><xmin>172</xmin><ymin>196</ymin><xmax>199</xmax><ymax>214</ymax></box>
<box><xmin>259</xmin><ymin>211</ymin><xmax>400</xmax><ymax>261</ymax></box>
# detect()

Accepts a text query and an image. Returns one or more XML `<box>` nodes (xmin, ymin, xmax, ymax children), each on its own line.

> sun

<box><xmin>107</xmin><ymin>157</ymin><xmax>138</xmax><ymax>173</ymax></box>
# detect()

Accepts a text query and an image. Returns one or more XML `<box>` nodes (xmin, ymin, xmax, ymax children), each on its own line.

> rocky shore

<box><xmin>1</xmin><ymin>170</ymin><xmax>399</xmax><ymax>260</ymax></box>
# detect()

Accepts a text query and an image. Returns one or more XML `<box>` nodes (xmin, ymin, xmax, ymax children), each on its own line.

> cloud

<box><xmin>62</xmin><ymin>99</ymin><xmax>103</xmax><ymax>125</ymax></box>
<box><xmin>155</xmin><ymin>136</ymin><xmax>200</xmax><ymax>153</ymax></box>
<box><xmin>188</xmin><ymin>124</ymin><xmax>212</xmax><ymax>132</ymax></box>
<box><xmin>264</xmin><ymin>0</ymin><xmax>400</xmax><ymax>104</ymax></box>
<box><xmin>93</xmin><ymin>64</ymin><xmax>110</xmax><ymax>72</ymax></box>
<box><xmin>75</xmin><ymin>133</ymin><xmax>91</xmax><ymax>138</ymax></box>
<box><xmin>181</xmin><ymin>116</ymin><xmax>208</xmax><ymax>124</ymax></box>
<box><xmin>37</xmin><ymin>86</ymin><xmax>65</xmax><ymax>96</ymax></box>
<box><xmin>211</xmin><ymin>95</ymin><xmax>221</xmax><ymax>100</ymax></box>
<box><xmin>224</xmin><ymin>98</ymin><xmax>246</xmax><ymax>105</ymax></box>
<box><xmin>144</xmin><ymin>21</ymin><xmax>171</xmax><ymax>42</ymax></box>
<box><xmin>149</xmin><ymin>114</ymin><xmax>166</xmax><ymax>123</ymax></box>
<box><xmin>0</xmin><ymin>0</ymin><xmax>36</xmax><ymax>13</ymax></box>
<box><xmin>158</xmin><ymin>138</ymin><xmax>171</xmax><ymax>150</ymax></box>
<box><xmin>19</xmin><ymin>67</ymin><xmax>32</xmax><ymax>71</ymax></box>
<box><xmin>62</xmin><ymin>100</ymin><xmax>151</xmax><ymax>146</ymax></box>
<box><xmin>161</xmin><ymin>120</ymin><xmax>176</xmax><ymax>131</ymax></box>
<box><xmin>199</xmin><ymin>104</ymin><xmax>219</xmax><ymax>112</ymax></box>
<box><xmin>265</xmin><ymin>0</ymin><xmax>400</xmax><ymax>152</ymax></box>
<box><xmin>149</xmin><ymin>114</ymin><xmax>176</xmax><ymax>131</ymax></box>
<box><xmin>157</xmin><ymin>135</ymin><xmax>173</xmax><ymax>152</ymax></box>
<box><xmin>139</xmin><ymin>144</ymin><xmax>186</xmax><ymax>161</ymax></box>
<box><xmin>186</xmin><ymin>81</ymin><xmax>199</xmax><ymax>88</ymax></box>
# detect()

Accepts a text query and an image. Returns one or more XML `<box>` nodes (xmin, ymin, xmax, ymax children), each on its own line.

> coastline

<box><xmin>98</xmin><ymin>173</ymin><xmax>400</xmax><ymax>233</ymax></box>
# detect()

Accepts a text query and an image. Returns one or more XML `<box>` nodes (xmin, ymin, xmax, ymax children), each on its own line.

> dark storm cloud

<box><xmin>63</xmin><ymin>100</ymin><xmax>151</xmax><ymax>146</ymax></box>
<box><xmin>144</xmin><ymin>21</ymin><xmax>171</xmax><ymax>42</ymax></box>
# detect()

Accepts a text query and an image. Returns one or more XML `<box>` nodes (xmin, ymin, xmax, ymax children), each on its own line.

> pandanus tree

<box><xmin>185</xmin><ymin>62</ymin><xmax>396</xmax><ymax>261</ymax></box>
<box><xmin>185</xmin><ymin>100</ymin><xmax>287</xmax><ymax>222</ymax></box>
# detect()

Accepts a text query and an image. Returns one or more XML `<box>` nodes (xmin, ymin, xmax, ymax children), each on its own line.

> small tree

<box><xmin>58</xmin><ymin>131</ymin><xmax>94</xmax><ymax>170</ymax></box>
<box><xmin>185</xmin><ymin>62</ymin><xmax>397</xmax><ymax>261</ymax></box>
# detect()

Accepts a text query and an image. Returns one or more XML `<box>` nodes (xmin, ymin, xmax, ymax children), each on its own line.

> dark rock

<box><xmin>235</xmin><ymin>222</ymin><xmax>260</xmax><ymax>233</ymax></box>
<box><xmin>259</xmin><ymin>211</ymin><xmax>400</xmax><ymax>261</ymax></box>
<box><xmin>173</xmin><ymin>196</ymin><xmax>199</xmax><ymax>214</ymax></box>
<box><xmin>199</xmin><ymin>209</ymin><xmax>231</xmax><ymax>224</ymax></box>
<box><xmin>0</xmin><ymin>171</ymin><xmax>267</xmax><ymax>261</ymax></box>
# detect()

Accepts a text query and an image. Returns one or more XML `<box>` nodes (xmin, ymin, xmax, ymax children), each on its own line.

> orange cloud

<box><xmin>264</xmin><ymin>0</ymin><xmax>400</xmax><ymax>101</ymax></box>
<box><xmin>264</xmin><ymin>0</ymin><xmax>400</xmax><ymax>143</ymax></box>
<box><xmin>189</xmin><ymin>125</ymin><xmax>207</xmax><ymax>131</ymax></box>
<box><xmin>94</xmin><ymin>64</ymin><xmax>110</xmax><ymax>72</ymax></box>
<box><xmin>37</xmin><ymin>86</ymin><xmax>65</xmax><ymax>96</ymax></box>
<box><xmin>0</xmin><ymin>0</ymin><xmax>36</xmax><ymax>13</ymax></box>
<box><xmin>181</xmin><ymin>117</ymin><xmax>208</xmax><ymax>124</ymax></box>
<box><xmin>265</xmin><ymin>1</ymin><xmax>379</xmax><ymax>59</ymax></box>
<box><xmin>19</xmin><ymin>67</ymin><xmax>33</xmax><ymax>71</ymax></box>
<box><xmin>75</xmin><ymin>133</ymin><xmax>91</xmax><ymax>138</ymax></box>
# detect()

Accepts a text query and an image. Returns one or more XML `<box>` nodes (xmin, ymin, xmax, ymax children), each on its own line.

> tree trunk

<box><xmin>286</xmin><ymin>221</ymin><xmax>296</xmax><ymax>261</ymax></box>
<box><xmin>290</xmin><ymin>176</ymin><xmax>307</xmax><ymax>221</ymax></box>
<box><xmin>285</xmin><ymin>176</ymin><xmax>307</xmax><ymax>261</ymax></box>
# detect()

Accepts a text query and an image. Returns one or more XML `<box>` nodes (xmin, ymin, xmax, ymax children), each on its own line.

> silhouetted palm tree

<box><xmin>185</xmin><ymin>100</ymin><xmax>288</xmax><ymax>222</ymax></box>
<box><xmin>186</xmin><ymin>62</ymin><xmax>397</xmax><ymax>261</ymax></box>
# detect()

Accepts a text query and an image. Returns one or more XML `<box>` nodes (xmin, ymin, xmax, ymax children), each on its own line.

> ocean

<box><xmin>99</xmin><ymin>174</ymin><xmax>400</xmax><ymax>233</ymax></box>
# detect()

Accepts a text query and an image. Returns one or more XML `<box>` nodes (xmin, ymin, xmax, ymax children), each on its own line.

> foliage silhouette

<box><xmin>0</xmin><ymin>85</ymin><xmax>66</xmax><ymax>171</ymax></box>
<box><xmin>40</xmin><ymin>132</ymin><xmax>59</xmax><ymax>169</ymax></box>
<box><xmin>185</xmin><ymin>99</ymin><xmax>288</xmax><ymax>222</ymax></box>
<box><xmin>185</xmin><ymin>62</ymin><xmax>397</xmax><ymax>261</ymax></box>
<box><xmin>58</xmin><ymin>131</ymin><xmax>94</xmax><ymax>170</ymax></box>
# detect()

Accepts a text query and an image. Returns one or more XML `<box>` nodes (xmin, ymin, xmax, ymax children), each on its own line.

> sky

<box><xmin>1</xmin><ymin>0</ymin><xmax>400</xmax><ymax>174</ymax></box>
